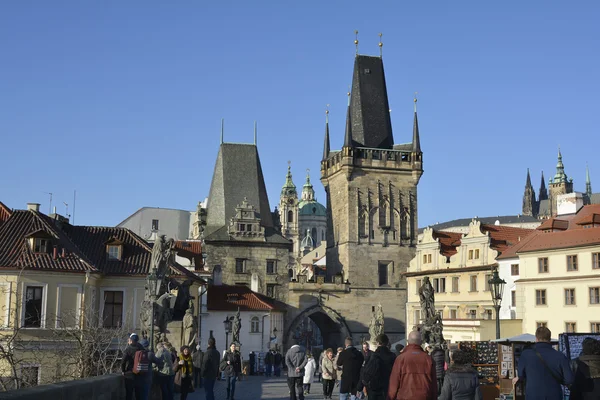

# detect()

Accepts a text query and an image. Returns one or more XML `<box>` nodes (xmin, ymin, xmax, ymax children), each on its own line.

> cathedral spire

<box><xmin>522</xmin><ymin>168</ymin><xmax>537</xmax><ymax>217</ymax></box>
<box><xmin>302</xmin><ymin>169</ymin><xmax>316</xmax><ymax>202</ymax></box>
<box><xmin>412</xmin><ymin>95</ymin><xmax>421</xmax><ymax>153</ymax></box>
<box><xmin>553</xmin><ymin>147</ymin><xmax>568</xmax><ymax>183</ymax></box>
<box><xmin>538</xmin><ymin>171</ymin><xmax>548</xmax><ymax>201</ymax></box>
<box><xmin>526</xmin><ymin>168</ymin><xmax>532</xmax><ymax>188</ymax></box>
<box><xmin>322</xmin><ymin>106</ymin><xmax>330</xmax><ymax>160</ymax></box>
<box><xmin>586</xmin><ymin>164</ymin><xmax>593</xmax><ymax>198</ymax></box>
<box><xmin>281</xmin><ymin>161</ymin><xmax>297</xmax><ymax>197</ymax></box>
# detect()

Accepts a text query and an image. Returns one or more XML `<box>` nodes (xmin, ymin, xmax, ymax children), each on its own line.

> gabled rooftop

<box><xmin>207</xmin><ymin>284</ymin><xmax>286</xmax><ymax>312</ymax></box>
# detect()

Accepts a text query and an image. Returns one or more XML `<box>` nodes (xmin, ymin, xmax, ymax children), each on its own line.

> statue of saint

<box><xmin>183</xmin><ymin>307</ymin><xmax>196</xmax><ymax>347</ymax></box>
<box><xmin>419</xmin><ymin>277</ymin><xmax>436</xmax><ymax>323</ymax></box>
<box><xmin>232</xmin><ymin>308</ymin><xmax>241</xmax><ymax>345</ymax></box>
<box><xmin>368</xmin><ymin>303</ymin><xmax>385</xmax><ymax>341</ymax></box>
<box><xmin>151</xmin><ymin>235</ymin><xmax>175</xmax><ymax>282</ymax></box>
<box><xmin>156</xmin><ymin>292</ymin><xmax>175</xmax><ymax>334</ymax></box>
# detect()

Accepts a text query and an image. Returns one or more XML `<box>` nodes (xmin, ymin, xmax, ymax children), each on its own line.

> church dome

<box><xmin>299</xmin><ymin>200</ymin><xmax>327</xmax><ymax>217</ymax></box>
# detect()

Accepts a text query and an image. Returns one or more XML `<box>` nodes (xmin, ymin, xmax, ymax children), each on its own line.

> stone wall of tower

<box><xmin>522</xmin><ymin>186</ymin><xmax>536</xmax><ymax>217</ymax></box>
<box><xmin>549</xmin><ymin>181</ymin><xmax>573</xmax><ymax>216</ymax></box>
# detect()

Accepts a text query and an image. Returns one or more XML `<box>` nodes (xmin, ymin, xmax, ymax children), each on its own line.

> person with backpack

<box><xmin>220</xmin><ymin>342</ymin><xmax>242</xmax><ymax>400</ymax></box>
<box><xmin>202</xmin><ymin>337</ymin><xmax>221</xmax><ymax>400</ymax></box>
<box><xmin>121</xmin><ymin>333</ymin><xmax>163</xmax><ymax>400</ymax></box>
<box><xmin>174</xmin><ymin>345</ymin><xmax>194</xmax><ymax>400</ymax></box>
<box><xmin>155</xmin><ymin>342</ymin><xmax>175</xmax><ymax>400</ymax></box>
<box><xmin>359</xmin><ymin>334</ymin><xmax>396</xmax><ymax>400</ymax></box>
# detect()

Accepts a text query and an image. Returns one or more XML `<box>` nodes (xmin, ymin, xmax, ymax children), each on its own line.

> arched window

<box><xmin>358</xmin><ymin>213</ymin><xmax>366</xmax><ymax>238</ymax></box>
<box><xmin>288</xmin><ymin>210</ymin><xmax>294</xmax><ymax>223</ymax></box>
<box><xmin>212</xmin><ymin>265</ymin><xmax>222</xmax><ymax>286</ymax></box>
<box><xmin>250</xmin><ymin>316</ymin><xmax>260</xmax><ymax>333</ymax></box>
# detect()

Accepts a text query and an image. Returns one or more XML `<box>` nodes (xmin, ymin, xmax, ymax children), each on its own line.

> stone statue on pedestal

<box><xmin>368</xmin><ymin>303</ymin><xmax>385</xmax><ymax>341</ymax></box>
<box><xmin>418</xmin><ymin>276</ymin><xmax>445</xmax><ymax>349</ymax></box>
<box><xmin>418</xmin><ymin>277</ymin><xmax>435</xmax><ymax>322</ymax></box>
<box><xmin>183</xmin><ymin>306</ymin><xmax>196</xmax><ymax>347</ymax></box>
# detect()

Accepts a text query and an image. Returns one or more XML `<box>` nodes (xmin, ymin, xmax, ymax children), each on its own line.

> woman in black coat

<box><xmin>439</xmin><ymin>349</ymin><xmax>483</xmax><ymax>400</ymax></box>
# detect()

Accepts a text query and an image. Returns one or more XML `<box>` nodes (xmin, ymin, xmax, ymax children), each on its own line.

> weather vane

<box><xmin>379</xmin><ymin>33</ymin><xmax>383</xmax><ymax>57</ymax></box>
<box><xmin>354</xmin><ymin>30</ymin><xmax>359</xmax><ymax>54</ymax></box>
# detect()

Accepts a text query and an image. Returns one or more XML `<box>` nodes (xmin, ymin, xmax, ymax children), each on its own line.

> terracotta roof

<box><xmin>515</xmin><ymin>204</ymin><xmax>600</xmax><ymax>253</ymax></box>
<box><xmin>0</xmin><ymin>202</ymin><xmax>11</xmax><ymax>226</ymax></box>
<box><xmin>207</xmin><ymin>284</ymin><xmax>286</xmax><ymax>312</ymax></box>
<box><xmin>0</xmin><ymin>209</ymin><xmax>204</xmax><ymax>282</ymax></box>
<box><xmin>174</xmin><ymin>240</ymin><xmax>204</xmax><ymax>269</ymax></box>
<box><xmin>432</xmin><ymin>230</ymin><xmax>463</xmax><ymax>257</ymax></box>
<box><xmin>431</xmin><ymin>225</ymin><xmax>534</xmax><ymax>258</ymax></box>
<box><xmin>576</xmin><ymin>213</ymin><xmax>600</xmax><ymax>226</ymax></box>
<box><xmin>537</xmin><ymin>218</ymin><xmax>570</xmax><ymax>231</ymax></box>
<box><xmin>496</xmin><ymin>231</ymin><xmax>543</xmax><ymax>259</ymax></box>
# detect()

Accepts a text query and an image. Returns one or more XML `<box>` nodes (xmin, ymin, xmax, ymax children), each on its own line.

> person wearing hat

<box><xmin>121</xmin><ymin>333</ymin><xmax>163</xmax><ymax>400</ymax></box>
<box><xmin>175</xmin><ymin>345</ymin><xmax>194</xmax><ymax>400</ymax></box>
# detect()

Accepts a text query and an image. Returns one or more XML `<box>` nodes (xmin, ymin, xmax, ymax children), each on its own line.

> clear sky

<box><xmin>1</xmin><ymin>1</ymin><xmax>599</xmax><ymax>228</ymax></box>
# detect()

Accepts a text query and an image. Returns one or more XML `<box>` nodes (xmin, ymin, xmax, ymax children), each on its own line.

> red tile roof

<box><xmin>174</xmin><ymin>240</ymin><xmax>204</xmax><ymax>269</ymax></box>
<box><xmin>431</xmin><ymin>224</ymin><xmax>534</xmax><ymax>257</ymax></box>
<box><xmin>207</xmin><ymin>284</ymin><xmax>286</xmax><ymax>312</ymax></box>
<box><xmin>515</xmin><ymin>204</ymin><xmax>600</xmax><ymax>253</ymax></box>
<box><xmin>0</xmin><ymin>202</ymin><xmax>11</xmax><ymax>226</ymax></box>
<box><xmin>0</xmin><ymin>209</ymin><xmax>204</xmax><ymax>282</ymax></box>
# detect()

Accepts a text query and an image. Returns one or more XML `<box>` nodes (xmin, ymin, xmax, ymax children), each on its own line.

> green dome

<box><xmin>298</xmin><ymin>200</ymin><xmax>327</xmax><ymax>217</ymax></box>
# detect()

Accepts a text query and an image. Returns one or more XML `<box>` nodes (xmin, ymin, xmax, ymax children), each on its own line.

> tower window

<box><xmin>378</xmin><ymin>262</ymin><xmax>389</xmax><ymax>286</ymax></box>
<box><xmin>152</xmin><ymin>219</ymin><xmax>159</xmax><ymax>231</ymax></box>
<box><xmin>287</xmin><ymin>210</ymin><xmax>293</xmax><ymax>223</ymax></box>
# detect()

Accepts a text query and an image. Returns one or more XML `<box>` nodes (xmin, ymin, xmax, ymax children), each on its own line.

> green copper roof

<box><xmin>298</xmin><ymin>200</ymin><xmax>326</xmax><ymax>217</ymax></box>
<box><xmin>553</xmin><ymin>148</ymin><xmax>568</xmax><ymax>183</ymax></box>
<box><xmin>281</xmin><ymin>164</ymin><xmax>297</xmax><ymax>196</ymax></box>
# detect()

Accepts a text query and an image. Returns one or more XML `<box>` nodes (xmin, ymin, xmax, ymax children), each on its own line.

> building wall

<box><xmin>517</xmin><ymin>245</ymin><xmax>600</xmax><ymax>335</ymax></box>
<box><xmin>442</xmin><ymin>319</ymin><xmax>523</xmax><ymax>343</ymax></box>
<box><xmin>205</xmin><ymin>242</ymin><xmax>291</xmax><ymax>303</ymax></box>
<box><xmin>117</xmin><ymin>208</ymin><xmax>193</xmax><ymax>241</ymax></box>
<box><xmin>498</xmin><ymin>258</ymin><xmax>520</xmax><ymax>319</ymax></box>
<box><xmin>200</xmin><ymin>310</ymin><xmax>284</xmax><ymax>357</ymax></box>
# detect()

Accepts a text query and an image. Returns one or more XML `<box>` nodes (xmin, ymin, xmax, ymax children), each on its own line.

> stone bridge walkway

<box><xmin>186</xmin><ymin>375</ymin><xmax>332</xmax><ymax>400</ymax></box>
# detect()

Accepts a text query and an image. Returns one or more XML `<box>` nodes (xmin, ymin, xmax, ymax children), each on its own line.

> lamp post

<box><xmin>224</xmin><ymin>316</ymin><xmax>233</xmax><ymax>350</ymax></box>
<box><xmin>488</xmin><ymin>269</ymin><xmax>507</xmax><ymax>340</ymax></box>
<box><xmin>147</xmin><ymin>267</ymin><xmax>159</xmax><ymax>351</ymax></box>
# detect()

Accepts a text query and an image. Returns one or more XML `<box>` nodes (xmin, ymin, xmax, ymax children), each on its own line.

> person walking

<box><xmin>359</xmin><ymin>334</ymin><xmax>396</xmax><ymax>400</ymax></box>
<box><xmin>155</xmin><ymin>342</ymin><xmax>175</xmax><ymax>400</ymax></box>
<box><xmin>174</xmin><ymin>345</ymin><xmax>194</xmax><ymax>400</ymax></box>
<box><xmin>361</xmin><ymin>342</ymin><xmax>372</xmax><ymax>367</ymax></box>
<box><xmin>388</xmin><ymin>331</ymin><xmax>437</xmax><ymax>400</ymax></box>
<box><xmin>336</xmin><ymin>337</ymin><xmax>364</xmax><ymax>400</ymax></box>
<box><xmin>303</xmin><ymin>353</ymin><xmax>317</xmax><ymax>395</ymax></box>
<box><xmin>286</xmin><ymin>339</ymin><xmax>308</xmax><ymax>400</ymax></box>
<box><xmin>202</xmin><ymin>337</ymin><xmax>221</xmax><ymax>400</ymax></box>
<box><xmin>192</xmin><ymin>344</ymin><xmax>204</xmax><ymax>389</ymax></box>
<box><xmin>221</xmin><ymin>343</ymin><xmax>242</xmax><ymax>400</ymax></box>
<box><xmin>512</xmin><ymin>326</ymin><xmax>574</xmax><ymax>400</ymax></box>
<box><xmin>570</xmin><ymin>337</ymin><xmax>600</xmax><ymax>400</ymax></box>
<box><xmin>121</xmin><ymin>333</ymin><xmax>163</xmax><ymax>400</ymax></box>
<box><xmin>321</xmin><ymin>348</ymin><xmax>337</xmax><ymax>400</ymax></box>
<box><xmin>438</xmin><ymin>349</ymin><xmax>482</xmax><ymax>400</ymax></box>
<box><xmin>274</xmin><ymin>349</ymin><xmax>283</xmax><ymax>377</ymax></box>
<box><xmin>265</xmin><ymin>349</ymin><xmax>274</xmax><ymax>377</ymax></box>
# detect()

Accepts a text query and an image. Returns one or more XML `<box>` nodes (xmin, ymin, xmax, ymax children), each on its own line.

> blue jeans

<box><xmin>226</xmin><ymin>375</ymin><xmax>237</xmax><ymax>399</ymax></box>
<box><xmin>274</xmin><ymin>365</ymin><xmax>281</xmax><ymax>376</ymax></box>
<box><xmin>204</xmin><ymin>378</ymin><xmax>216</xmax><ymax>400</ymax></box>
<box><xmin>265</xmin><ymin>363</ymin><xmax>272</xmax><ymax>376</ymax></box>
<box><xmin>339</xmin><ymin>393</ymin><xmax>356</xmax><ymax>400</ymax></box>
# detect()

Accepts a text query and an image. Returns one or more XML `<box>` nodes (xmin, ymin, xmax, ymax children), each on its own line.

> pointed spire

<box><xmin>554</xmin><ymin>146</ymin><xmax>568</xmax><ymax>183</ymax></box>
<box><xmin>412</xmin><ymin>95</ymin><xmax>421</xmax><ymax>153</ymax></box>
<box><xmin>302</xmin><ymin>168</ymin><xmax>315</xmax><ymax>202</ymax></box>
<box><xmin>281</xmin><ymin>161</ymin><xmax>297</xmax><ymax>196</ymax></box>
<box><xmin>220</xmin><ymin>118</ymin><xmax>224</xmax><ymax>144</ymax></box>
<box><xmin>344</xmin><ymin>89</ymin><xmax>353</xmax><ymax>148</ymax></box>
<box><xmin>526</xmin><ymin>168</ymin><xmax>532</xmax><ymax>188</ymax></box>
<box><xmin>322</xmin><ymin>106</ymin><xmax>330</xmax><ymax>161</ymax></box>
<box><xmin>586</xmin><ymin>163</ymin><xmax>593</xmax><ymax>198</ymax></box>
<box><xmin>539</xmin><ymin>171</ymin><xmax>548</xmax><ymax>201</ymax></box>
<box><xmin>254</xmin><ymin>121</ymin><xmax>257</xmax><ymax>145</ymax></box>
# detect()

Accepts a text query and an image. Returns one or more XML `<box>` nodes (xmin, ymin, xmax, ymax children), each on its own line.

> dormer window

<box><xmin>33</xmin><ymin>238</ymin><xmax>49</xmax><ymax>253</ymax></box>
<box><xmin>105</xmin><ymin>237</ymin><xmax>124</xmax><ymax>261</ymax></box>
<box><xmin>107</xmin><ymin>245</ymin><xmax>121</xmax><ymax>261</ymax></box>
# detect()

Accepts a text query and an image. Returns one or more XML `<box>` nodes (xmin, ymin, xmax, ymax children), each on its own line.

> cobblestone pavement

<box><xmin>186</xmin><ymin>376</ymin><xmax>335</xmax><ymax>400</ymax></box>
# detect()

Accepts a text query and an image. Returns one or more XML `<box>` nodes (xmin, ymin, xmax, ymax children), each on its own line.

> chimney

<box><xmin>53</xmin><ymin>246</ymin><xmax>58</xmax><ymax>260</ymax></box>
<box><xmin>27</xmin><ymin>203</ymin><xmax>41</xmax><ymax>212</ymax></box>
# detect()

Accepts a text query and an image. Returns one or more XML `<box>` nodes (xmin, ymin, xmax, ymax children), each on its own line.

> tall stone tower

<box><xmin>538</xmin><ymin>171</ymin><xmax>548</xmax><ymax>202</ymax></box>
<box><xmin>320</xmin><ymin>54</ymin><xmax>423</xmax><ymax>336</ymax></box>
<box><xmin>549</xmin><ymin>149</ymin><xmax>573</xmax><ymax>216</ymax></box>
<box><xmin>279</xmin><ymin>164</ymin><xmax>300</xmax><ymax>255</ymax></box>
<box><xmin>522</xmin><ymin>169</ymin><xmax>537</xmax><ymax>217</ymax></box>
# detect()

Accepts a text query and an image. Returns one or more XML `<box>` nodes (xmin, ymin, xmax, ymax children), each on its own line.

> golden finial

<box><xmin>378</xmin><ymin>33</ymin><xmax>383</xmax><ymax>58</ymax></box>
<box><xmin>347</xmin><ymin>86</ymin><xmax>351</xmax><ymax>106</ymax></box>
<box><xmin>414</xmin><ymin>92</ymin><xmax>418</xmax><ymax>112</ymax></box>
<box><xmin>354</xmin><ymin>30</ymin><xmax>359</xmax><ymax>54</ymax></box>
<box><xmin>325</xmin><ymin>104</ymin><xmax>330</xmax><ymax>123</ymax></box>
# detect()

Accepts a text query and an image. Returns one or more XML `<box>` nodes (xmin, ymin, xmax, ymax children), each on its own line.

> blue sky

<box><xmin>1</xmin><ymin>1</ymin><xmax>599</xmax><ymax>228</ymax></box>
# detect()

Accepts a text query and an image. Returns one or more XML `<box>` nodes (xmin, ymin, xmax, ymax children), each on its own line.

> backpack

<box><xmin>133</xmin><ymin>349</ymin><xmax>150</xmax><ymax>374</ymax></box>
<box><xmin>361</xmin><ymin>353</ymin><xmax>384</xmax><ymax>391</ymax></box>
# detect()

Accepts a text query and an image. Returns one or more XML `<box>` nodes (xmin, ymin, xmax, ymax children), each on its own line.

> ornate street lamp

<box><xmin>488</xmin><ymin>269</ymin><xmax>507</xmax><ymax>339</ymax></box>
<box><xmin>147</xmin><ymin>267</ymin><xmax>159</xmax><ymax>350</ymax></box>
<box><xmin>224</xmin><ymin>316</ymin><xmax>233</xmax><ymax>349</ymax></box>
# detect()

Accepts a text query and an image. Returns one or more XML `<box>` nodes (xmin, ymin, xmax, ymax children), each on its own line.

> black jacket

<box><xmin>265</xmin><ymin>351</ymin><xmax>274</xmax><ymax>364</ymax></box>
<box><xmin>221</xmin><ymin>350</ymin><xmax>242</xmax><ymax>377</ymax></box>
<box><xmin>360</xmin><ymin>346</ymin><xmax>396</xmax><ymax>393</ymax></box>
<box><xmin>274</xmin><ymin>352</ymin><xmax>283</xmax><ymax>366</ymax></box>
<box><xmin>570</xmin><ymin>354</ymin><xmax>600</xmax><ymax>400</ymax></box>
<box><xmin>121</xmin><ymin>342</ymin><xmax>145</xmax><ymax>373</ymax></box>
<box><xmin>362</xmin><ymin>349</ymin><xmax>372</xmax><ymax>367</ymax></box>
<box><xmin>439</xmin><ymin>364</ymin><xmax>483</xmax><ymax>400</ymax></box>
<box><xmin>336</xmin><ymin>346</ymin><xmax>364</xmax><ymax>394</ymax></box>
<box><xmin>201</xmin><ymin>347</ymin><xmax>221</xmax><ymax>380</ymax></box>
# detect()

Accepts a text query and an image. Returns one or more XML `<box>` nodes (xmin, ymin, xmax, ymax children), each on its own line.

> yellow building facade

<box><xmin>406</xmin><ymin>220</ymin><xmax>533</xmax><ymax>343</ymax></box>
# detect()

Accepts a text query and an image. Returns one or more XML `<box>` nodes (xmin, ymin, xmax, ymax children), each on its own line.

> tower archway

<box><xmin>284</xmin><ymin>304</ymin><xmax>352</xmax><ymax>352</ymax></box>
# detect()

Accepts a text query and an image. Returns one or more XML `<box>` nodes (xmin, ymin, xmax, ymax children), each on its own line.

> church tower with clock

<box><xmin>279</xmin><ymin>163</ymin><xmax>300</xmax><ymax>255</ymax></box>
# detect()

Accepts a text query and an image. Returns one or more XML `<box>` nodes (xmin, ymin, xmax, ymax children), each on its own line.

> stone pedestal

<box><xmin>165</xmin><ymin>320</ymin><xmax>184</xmax><ymax>351</ymax></box>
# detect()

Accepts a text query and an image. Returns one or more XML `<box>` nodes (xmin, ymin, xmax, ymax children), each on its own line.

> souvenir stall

<box><xmin>457</xmin><ymin>341</ymin><xmax>500</xmax><ymax>400</ymax></box>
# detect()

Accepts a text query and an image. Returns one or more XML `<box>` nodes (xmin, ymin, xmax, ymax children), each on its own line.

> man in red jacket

<box><xmin>387</xmin><ymin>331</ymin><xmax>437</xmax><ymax>400</ymax></box>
